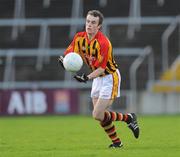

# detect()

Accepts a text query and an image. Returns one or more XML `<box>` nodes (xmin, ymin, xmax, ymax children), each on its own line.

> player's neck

<box><xmin>87</xmin><ymin>31</ymin><xmax>98</xmax><ymax>40</ymax></box>
<box><xmin>87</xmin><ymin>34</ymin><xmax>94</xmax><ymax>40</ymax></box>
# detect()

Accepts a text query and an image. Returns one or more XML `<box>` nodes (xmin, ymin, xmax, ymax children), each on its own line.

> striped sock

<box><xmin>105</xmin><ymin>111</ymin><xmax>131</xmax><ymax>123</ymax></box>
<box><xmin>100</xmin><ymin>112</ymin><xmax>121</xmax><ymax>144</ymax></box>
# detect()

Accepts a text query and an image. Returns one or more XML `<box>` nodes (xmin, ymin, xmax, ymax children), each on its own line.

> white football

<box><xmin>63</xmin><ymin>52</ymin><xmax>83</xmax><ymax>72</ymax></box>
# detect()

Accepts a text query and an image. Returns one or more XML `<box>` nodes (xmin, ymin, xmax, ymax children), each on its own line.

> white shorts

<box><xmin>91</xmin><ymin>69</ymin><xmax>121</xmax><ymax>99</ymax></box>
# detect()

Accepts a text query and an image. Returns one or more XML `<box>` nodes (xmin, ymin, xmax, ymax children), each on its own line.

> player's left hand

<box><xmin>74</xmin><ymin>73</ymin><xmax>89</xmax><ymax>83</ymax></box>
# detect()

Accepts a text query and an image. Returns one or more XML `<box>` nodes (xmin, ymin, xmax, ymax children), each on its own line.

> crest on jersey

<box><xmin>82</xmin><ymin>46</ymin><xmax>86</xmax><ymax>51</ymax></box>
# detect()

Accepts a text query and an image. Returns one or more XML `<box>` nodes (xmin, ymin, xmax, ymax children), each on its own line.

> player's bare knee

<box><xmin>92</xmin><ymin>110</ymin><xmax>103</xmax><ymax>121</ymax></box>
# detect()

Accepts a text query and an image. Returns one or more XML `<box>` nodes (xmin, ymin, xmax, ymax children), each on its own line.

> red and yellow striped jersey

<box><xmin>64</xmin><ymin>31</ymin><xmax>118</xmax><ymax>75</ymax></box>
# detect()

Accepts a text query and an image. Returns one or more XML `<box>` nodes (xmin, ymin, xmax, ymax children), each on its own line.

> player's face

<box><xmin>86</xmin><ymin>14</ymin><xmax>101</xmax><ymax>38</ymax></box>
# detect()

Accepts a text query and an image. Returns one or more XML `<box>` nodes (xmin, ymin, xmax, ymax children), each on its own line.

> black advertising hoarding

<box><xmin>0</xmin><ymin>89</ymin><xmax>79</xmax><ymax>115</ymax></box>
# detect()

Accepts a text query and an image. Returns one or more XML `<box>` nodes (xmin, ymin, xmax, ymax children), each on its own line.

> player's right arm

<box><xmin>58</xmin><ymin>55</ymin><xmax>65</xmax><ymax>69</ymax></box>
<box><xmin>58</xmin><ymin>33</ymin><xmax>78</xmax><ymax>69</ymax></box>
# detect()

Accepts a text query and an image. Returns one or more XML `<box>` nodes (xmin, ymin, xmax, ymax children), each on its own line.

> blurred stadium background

<box><xmin>0</xmin><ymin>0</ymin><xmax>179</xmax><ymax>116</ymax></box>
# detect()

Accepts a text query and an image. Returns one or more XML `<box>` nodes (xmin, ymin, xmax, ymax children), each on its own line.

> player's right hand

<box><xmin>58</xmin><ymin>56</ymin><xmax>65</xmax><ymax>69</ymax></box>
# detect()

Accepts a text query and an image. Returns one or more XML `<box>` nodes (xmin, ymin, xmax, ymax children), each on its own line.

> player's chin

<box><xmin>86</xmin><ymin>29</ymin><xmax>92</xmax><ymax>34</ymax></box>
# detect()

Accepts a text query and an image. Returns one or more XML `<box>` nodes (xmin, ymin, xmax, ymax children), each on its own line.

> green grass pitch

<box><xmin>0</xmin><ymin>115</ymin><xmax>180</xmax><ymax>157</ymax></box>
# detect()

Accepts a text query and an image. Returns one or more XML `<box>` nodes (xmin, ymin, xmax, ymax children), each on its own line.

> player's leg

<box><xmin>105</xmin><ymin>110</ymin><xmax>140</xmax><ymax>138</ymax></box>
<box><xmin>105</xmin><ymin>111</ymin><xmax>131</xmax><ymax>123</ymax></box>
<box><xmin>99</xmin><ymin>69</ymin><xmax>139</xmax><ymax>139</ymax></box>
<box><xmin>92</xmin><ymin>98</ymin><xmax>112</xmax><ymax>121</ymax></box>
<box><xmin>94</xmin><ymin>69</ymin><xmax>131</xmax><ymax>123</ymax></box>
<box><xmin>92</xmin><ymin>97</ymin><xmax>122</xmax><ymax>148</ymax></box>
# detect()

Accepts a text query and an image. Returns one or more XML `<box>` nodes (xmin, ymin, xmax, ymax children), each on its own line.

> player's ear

<box><xmin>98</xmin><ymin>24</ymin><xmax>102</xmax><ymax>30</ymax></box>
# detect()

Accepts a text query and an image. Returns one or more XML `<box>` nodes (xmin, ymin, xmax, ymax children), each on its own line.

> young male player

<box><xmin>59</xmin><ymin>10</ymin><xmax>139</xmax><ymax>148</ymax></box>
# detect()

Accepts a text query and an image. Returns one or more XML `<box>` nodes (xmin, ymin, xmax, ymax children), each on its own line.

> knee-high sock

<box><xmin>100</xmin><ymin>112</ymin><xmax>121</xmax><ymax>144</ymax></box>
<box><xmin>105</xmin><ymin>111</ymin><xmax>131</xmax><ymax>123</ymax></box>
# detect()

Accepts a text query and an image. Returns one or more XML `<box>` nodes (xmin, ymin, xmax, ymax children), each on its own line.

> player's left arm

<box><xmin>74</xmin><ymin>67</ymin><xmax>105</xmax><ymax>83</ymax></box>
<box><xmin>87</xmin><ymin>67</ymin><xmax>105</xmax><ymax>80</ymax></box>
<box><xmin>74</xmin><ymin>42</ymin><xmax>109</xmax><ymax>82</ymax></box>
